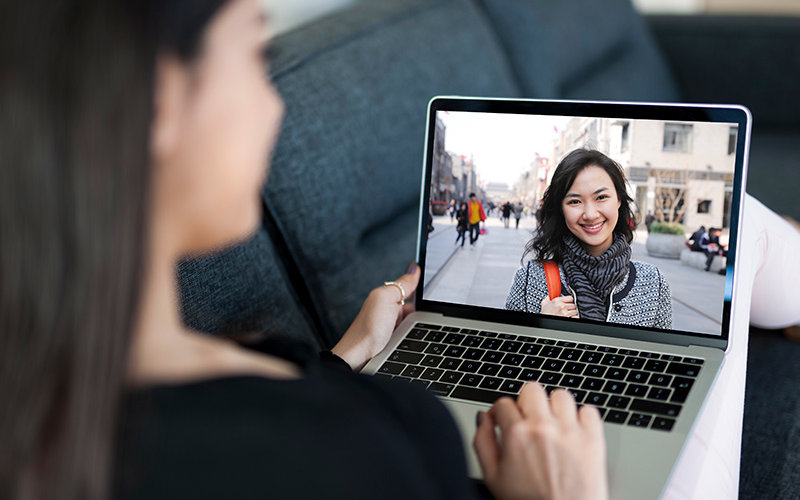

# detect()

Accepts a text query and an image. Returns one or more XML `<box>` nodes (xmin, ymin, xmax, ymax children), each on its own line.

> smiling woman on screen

<box><xmin>505</xmin><ymin>148</ymin><xmax>673</xmax><ymax>329</ymax></box>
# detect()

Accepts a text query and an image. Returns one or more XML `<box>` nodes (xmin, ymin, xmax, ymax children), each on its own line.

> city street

<box><xmin>423</xmin><ymin>215</ymin><xmax>725</xmax><ymax>335</ymax></box>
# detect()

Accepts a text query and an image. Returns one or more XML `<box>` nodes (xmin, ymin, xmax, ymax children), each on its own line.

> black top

<box><xmin>113</xmin><ymin>338</ymin><xmax>476</xmax><ymax>499</ymax></box>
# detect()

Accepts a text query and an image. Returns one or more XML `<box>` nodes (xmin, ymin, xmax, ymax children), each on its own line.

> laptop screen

<box><xmin>418</xmin><ymin>98</ymin><xmax>749</xmax><ymax>342</ymax></box>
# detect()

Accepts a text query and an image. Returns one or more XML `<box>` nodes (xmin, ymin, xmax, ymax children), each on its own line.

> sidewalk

<box><xmin>423</xmin><ymin>219</ymin><xmax>725</xmax><ymax>335</ymax></box>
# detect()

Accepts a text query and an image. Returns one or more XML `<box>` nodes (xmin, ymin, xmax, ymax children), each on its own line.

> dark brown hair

<box><xmin>0</xmin><ymin>1</ymin><xmax>228</xmax><ymax>498</ymax></box>
<box><xmin>523</xmin><ymin>148</ymin><xmax>635</xmax><ymax>263</ymax></box>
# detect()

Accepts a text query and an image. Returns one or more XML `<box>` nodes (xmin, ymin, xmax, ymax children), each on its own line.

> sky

<box><xmin>438</xmin><ymin>111</ymin><xmax>572</xmax><ymax>186</ymax></box>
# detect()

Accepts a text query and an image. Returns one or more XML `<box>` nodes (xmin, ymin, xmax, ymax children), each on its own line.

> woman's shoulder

<box><xmin>629</xmin><ymin>261</ymin><xmax>669</xmax><ymax>288</ymax></box>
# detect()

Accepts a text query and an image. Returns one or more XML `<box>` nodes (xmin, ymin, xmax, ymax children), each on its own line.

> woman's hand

<box><xmin>541</xmin><ymin>295</ymin><xmax>579</xmax><ymax>318</ymax></box>
<box><xmin>332</xmin><ymin>263</ymin><xmax>420</xmax><ymax>371</ymax></box>
<box><xmin>474</xmin><ymin>383</ymin><xmax>608</xmax><ymax>500</ymax></box>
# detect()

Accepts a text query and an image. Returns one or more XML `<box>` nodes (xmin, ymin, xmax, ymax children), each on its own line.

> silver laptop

<box><xmin>363</xmin><ymin>97</ymin><xmax>750</xmax><ymax>499</ymax></box>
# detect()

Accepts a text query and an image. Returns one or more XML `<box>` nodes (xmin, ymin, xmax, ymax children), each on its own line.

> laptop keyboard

<box><xmin>374</xmin><ymin>323</ymin><xmax>703</xmax><ymax>432</ymax></box>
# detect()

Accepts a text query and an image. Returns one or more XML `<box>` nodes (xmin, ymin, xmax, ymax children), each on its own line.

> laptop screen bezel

<box><xmin>415</xmin><ymin>97</ymin><xmax>750</xmax><ymax>349</ymax></box>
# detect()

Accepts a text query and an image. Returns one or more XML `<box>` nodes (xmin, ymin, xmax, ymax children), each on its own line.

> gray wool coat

<box><xmin>505</xmin><ymin>260</ymin><xmax>673</xmax><ymax>329</ymax></box>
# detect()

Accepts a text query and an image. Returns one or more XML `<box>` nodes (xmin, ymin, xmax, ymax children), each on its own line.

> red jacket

<box><xmin>467</xmin><ymin>200</ymin><xmax>486</xmax><ymax>223</ymax></box>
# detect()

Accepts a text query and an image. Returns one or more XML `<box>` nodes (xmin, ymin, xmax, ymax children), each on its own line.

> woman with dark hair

<box><xmin>455</xmin><ymin>201</ymin><xmax>468</xmax><ymax>247</ymax></box>
<box><xmin>506</xmin><ymin>149</ymin><xmax>673</xmax><ymax>328</ymax></box>
<box><xmin>0</xmin><ymin>1</ymin><xmax>608</xmax><ymax>499</ymax></box>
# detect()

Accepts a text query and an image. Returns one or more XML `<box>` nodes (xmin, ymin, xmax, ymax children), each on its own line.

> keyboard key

<box><xmin>458</xmin><ymin>360</ymin><xmax>481</xmax><ymax>373</ymax></box>
<box><xmin>500</xmin><ymin>341</ymin><xmax>523</xmax><ymax>353</ymax></box>
<box><xmin>498</xmin><ymin>366</ymin><xmax>521</xmax><ymax>379</ymax></box>
<box><xmin>441</xmin><ymin>326</ymin><xmax>461</xmax><ymax>332</ymax></box>
<box><xmin>522</xmin><ymin>356</ymin><xmax>545</xmax><ymax>369</ymax></box>
<box><xmin>463</xmin><ymin>348</ymin><xmax>483</xmax><ymax>360</ymax></box>
<box><xmin>389</xmin><ymin>351</ymin><xmax>423</xmax><ymax>364</ymax></box>
<box><xmin>626</xmin><ymin>370</ymin><xmax>649</xmax><ymax>384</ymax></box>
<box><xmin>540</xmin><ymin>346</ymin><xmax>563</xmax><ymax>358</ymax></box>
<box><xmin>628</xmin><ymin>413</ymin><xmax>652</xmax><ymax>427</ymax></box>
<box><xmin>424</xmin><ymin>343</ymin><xmax>447</xmax><ymax>355</ymax></box>
<box><xmin>461</xmin><ymin>329</ymin><xmax>479</xmax><ymax>335</ymax></box>
<box><xmin>428</xmin><ymin>382</ymin><xmax>455</xmax><ymax>397</ymax></box>
<box><xmin>542</xmin><ymin>359</ymin><xmax>565</xmax><ymax>371</ymax></box>
<box><xmin>666</xmin><ymin>363</ymin><xmax>701</xmax><ymax>377</ymax></box>
<box><xmin>644</xmin><ymin>360</ymin><xmax>667</xmax><ymax>372</ymax></box>
<box><xmin>519</xmin><ymin>369</ymin><xmax>541</xmax><ymax>381</ymax></box>
<box><xmin>441</xmin><ymin>371</ymin><xmax>463</xmax><ymax>384</ymax></box>
<box><xmin>401</xmin><ymin>365</ymin><xmax>424</xmax><ymax>378</ymax></box>
<box><xmin>563</xmin><ymin>362</ymin><xmax>585</xmax><ymax>375</ymax></box>
<box><xmin>443</xmin><ymin>333</ymin><xmax>465</xmax><ymax>345</ymax></box>
<box><xmin>629</xmin><ymin>399</ymin><xmax>681</xmax><ymax>417</ymax></box>
<box><xmin>540</xmin><ymin>372</ymin><xmax>562</xmax><ymax>385</ymax></box>
<box><xmin>577</xmin><ymin>343</ymin><xmax>596</xmax><ymax>351</ymax></box>
<box><xmin>420</xmin><ymin>355</ymin><xmax>443</xmax><ymax>367</ymax></box>
<box><xmin>538</xmin><ymin>338</ymin><xmax>557</xmax><ymax>345</ymax></box>
<box><xmin>661</xmin><ymin>354</ymin><xmax>682</xmax><ymax>362</ymax></box>
<box><xmin>482</xmin><ymin>351</ymin><xmax>503</xmax><ymax>364</ymax></box>
<box><xmin>556</xmin><ymin>341</ymin><xmax>577</xmax><ymax>348</ymax></box>
<box><xmin>462</xmin><ymin>335</ymin><xmax>483</xmax><ymax>347</ymax></box>
<box><xmin>581</xmin><ymin>377</ymin><xmax>605</xmax><ymax>391</ymax></box>
<box><xmin>670</xmin><ymin>377</ymin><xmax>694</xmax><ymax>403</ymax></box>
<box><xmin>560</xmin><ymin>349</ymin><xmax>582</xmax><ymax>361</ymax></box>
<box><xmin>606</xmin><ymin>368</ymin><xmax>629</xmax><ymax>380</ymax></box>
<box><xmin>585</xmin><ymin>392</ymin><xmax>608</xmax><ymax>406</ymax></box>
<box><xmin>439</xmin><ymin>357</ymin><xmax>461</xmax><ymax>370</ymax></box>
<box><xmin>639</xmin><ymin>351</ymin><xmax>660</xmax><ymax>359</ymax></box>
<box><xmin>395</xmin><ymin>376</ymin><xmax>413</xmax><ymax>383</ymax></box>
<box><xmin>648</xmin><ymin>387</ymin><xmax>672</xmax><ymax>401</ymax></box>
<box><xmin>562</xmin><ymin>375</ymin><xmax>584</xmax><ymax>388</ymax></box>
<box><xmin>684</xmin><ymin>357</ymin><xmax>704</xmax><ymax>365</ymax></box>
<box><xmin>479</xmin><ymin>377</ymin><xmax>503</xmax><ymax>390</ymax></box>
<box><xmin>621</xmin><ymin>357</ymin><xmax>646</xmax><ymax>369</ymax></box>
<box><xmin>478</xmin><ymin>363</ymin><xmax>501</xmax><ymax>376</ymax></box>
<box><xmin>501</xmin><ymin>353</ymin><xmax>524</xmax><ymax>366</ymax></box>
<box><xmin>607</xmin><ymin>395</ymin><xmax>631</xmax><ymax>409</ymax></box>
<box><xmin>625</xmin><ymin>384</ymin><xmax>648</xmax><ymax>398</ymax></box>
<box><xmin>425</xmin><ymin>331</ymin><xmax>446</xmax><ymax>342</ymax></box>
<box><xmin>580</xmin><ymin>351</ymin><xmax>603</xmax><ymax>364</ymax></box>
<box><xmin>450</xmin><ymin>386</ymin><xmax>510</xmax><ymax>405</ymax></box>
<box><xmin>583</xmin><ymin>364</ymin><xmax>607</xmax><ymax>378</ymax></box>
<box><xmin>597</xmin><ymin>346</ymin><xmax>618</xmax><ymax>353</ymax></box>
<box><xmin>420</xmin><ymin>368</ymin><xmax>444</xmax><ymax>381</ymax></box>
<box><xmin>520</xmin><ymin>342</ymin><xmax>541</xmax><ymax>355</ymax></box>
<box><xmin>478</xmin><ymin>330</ymin><xmax>497</xmax><ymax>337</ymax></box>
<box><xmin>652</xmin><ymin>417</ymin><xmax>676</xmax><ymax>431</ymax></box>
<box><xmin>603</xmin><ymin>381</ymin><xmax>627</xmax><ymax>394</ymax></box>
<box><xmin>373</xmin><ymin>373</ymin><xmax>393</xmax><ymax>380</ymax></box>
<box><xmin>619</xmin><ymin>349</ymin><xmax>639</xmax><ymax>357</ymax></box>
<box><xmin>480</xmin><ymin>338</ymin><xmax>503</xmax><ymax>350</ymax></box>
<box><xmin>605</xmin><ymin>410</ymin><xmax>629</xmax><ymax>424</ymax></box>
<box><xmin>415</xmin><ymin>323</ymin><xmax>440</xmax><ymax>330</ymax></box>
<box><xmin>649</xmin><ymin>373</ymin><xmax>673</xmax><ymax>387</ymax></box>
<box><xmin>461</xmin><ymin>374</ymin><xmax>483</xmax><ymax>387</ymax></box>
<box><xmin>498</xmin><ymin>333</ymin><xmax>517</xmax><ymax>340</ymax></box>
<box><xmin>601</xmin><ymin>354</ymin><xmax>624</xmax><ymax>366</ymax></box>
<box><xmin>500</xmin><ymin>379</ymin><xmax>524</xmax><ymax>394</ymax></box>
<box><xmin>406</xmin><ymin>328</ymin><xmax>428</xmax><ymax>340</ymax></box>
<box><xmin>410</xmin><ymin>379</ymin><xmax>430</xmax><ymax>389</ymax></box>
<box><xmin>565</xmin><ymin>389</ymin><xmax>587</xmax><ymax>403</ymax></box>
<box><xmin>378</xmin><ymin>362</ymin><xmax>405</xmax><ymax>375</ymax></box>
<box><xmin>398</xmin><ymin>339</ymin><xmax>427</xmax><ymax>352</ymax></box>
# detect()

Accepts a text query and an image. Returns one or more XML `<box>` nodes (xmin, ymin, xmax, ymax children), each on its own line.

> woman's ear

<box><xmin>150</xmin><ymin>55</ymin><xmax>188</xmax><ymax>165</ymax></box>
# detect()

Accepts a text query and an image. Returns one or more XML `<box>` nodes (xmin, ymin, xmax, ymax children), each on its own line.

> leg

<box><xmin>664</xmin><ymin>194</ymin><xmax>800</xmax><ymax>499</ymax></box>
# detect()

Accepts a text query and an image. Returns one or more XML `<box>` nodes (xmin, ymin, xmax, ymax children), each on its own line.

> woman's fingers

<box><xmin>387</xmin><ymin>263</ymin><xmax>420</xmax><ymax>302</ymax></box>
<box><xmin>473</xmin><ymin>411</ymin><xmax>501</xmax><ymax>483</ymax></box>
<box><xmin>549</xmin><ymin>389</ymin><xmax>579</xmax><ymax>424</ymax></box>
<box><xmin>516</xmin><ymin>382</ymin><xmax>551</xmax><ymax>421</ymax></box>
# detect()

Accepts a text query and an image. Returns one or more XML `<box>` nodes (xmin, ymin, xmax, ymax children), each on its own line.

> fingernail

<box><xmin>476</xmin><ymin>411</ymin><xmax>485</xmax><ymax>428</ymax></box>
<box><xmin>407</xmin><ymin>261</ymin><xmax>418</xmax><ymax>274</ymax></box>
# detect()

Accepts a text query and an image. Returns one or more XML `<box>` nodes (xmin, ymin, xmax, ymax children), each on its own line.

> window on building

<box><xmin>728</xmin><ymin>126</ymin><xmax>737</xmax><ymax>155</ymax></box>
<box><xmin>697</xmin><ymin>199</ymin><xmax>711</xmax><ymax>214</ymax></box>
<box><xmin>663</xmin><ymin>123</ymin><xmax>692</xmax><ymax>152</ymax></box>
<box><xmin>621</xmin><ymin>122</ymin><xmax>630</xmax><ymax>152</ymax></box>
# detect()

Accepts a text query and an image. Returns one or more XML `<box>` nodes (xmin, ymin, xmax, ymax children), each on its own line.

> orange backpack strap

<box><xmin>543</xmin><ymin>261</ymin><xmax>561</xmax><ymax>300</ymax></box>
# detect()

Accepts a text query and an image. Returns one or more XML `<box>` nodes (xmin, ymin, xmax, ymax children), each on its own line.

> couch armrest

<box><xmin>646</xmin><ymin>15</ymin><xmax>800</xmax><ymax>128</ymax></box>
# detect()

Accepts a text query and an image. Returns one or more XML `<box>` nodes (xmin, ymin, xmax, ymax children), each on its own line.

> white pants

<box><xmin>665</xmin><ymin>194</ymin><xmax>800</xmax><ymax>499</ymax></box>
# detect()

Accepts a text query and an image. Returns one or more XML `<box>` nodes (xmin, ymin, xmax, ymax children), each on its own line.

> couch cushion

<box><xmin>476</xmin><ymin>0</ymin><xmax>680</xmax><ymax>101</ymax></box>
<box><xmin>264</xmin><ymin>0</ymin><xmax>521</xmax><ymax>341</ymax></box>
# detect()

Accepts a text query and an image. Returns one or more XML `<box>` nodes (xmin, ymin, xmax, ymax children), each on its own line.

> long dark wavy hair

<box><xmin>523</xmin><ymin>148</ymin><xmax>635</xmax><ymax>263</ymax></box>
<box><xmin>0</xmin><ymin>1</ymin><xmax>229</xmax><ymax>499</ymax></box>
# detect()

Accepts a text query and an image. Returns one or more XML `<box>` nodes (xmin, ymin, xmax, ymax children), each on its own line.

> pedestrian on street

<box><xmin>505</xmin><ymin>148</ymin><xmax>673</xmax><ymax>328</ymax></box>
<box><xmin>468</xmin><ymin>192</ymin><xmax>486</xmax><ymax>247</ymax></box>
<box><xmin>514</xmin><ymin>201</ymin><xmax>524</xmax><ymax>229</ymax></box>
<box><xmin>449</xmin><ymin>199</ymin><xmax>456</xmax><ymax>222</ymax></box>
<box><xmin>455</xmin><ymin>202</ymin><xmax>468</xmax><ymax>248</ymax></box>
<box><xmin>688</xmin><ymin>225</ymin><xmax>706</xmax><ymax>251</ymax></box>
<box><xmin>703</xmin><ymin>227</ymin><xmax>727</xmax><ymax>272</ymax></box>
<box><xmin>502</xmin><ymin>201</ymin><xmax>511</xmax><ymax>228</ymax></box>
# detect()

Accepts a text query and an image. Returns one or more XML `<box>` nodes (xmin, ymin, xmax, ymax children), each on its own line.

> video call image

<box><xmin>424</xmin><ymin>111</ymin><xmax>738</xmax><ymax>336</ymax></box>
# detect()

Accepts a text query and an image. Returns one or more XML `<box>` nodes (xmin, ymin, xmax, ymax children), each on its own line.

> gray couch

<box><xmin>176</xmin><ymin>1</ymin><xmax>800</xmax><ymax>496</ymax></box>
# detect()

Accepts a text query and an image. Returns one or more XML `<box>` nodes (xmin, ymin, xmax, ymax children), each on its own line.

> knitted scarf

<box><xmin>560</xmin><ymin>233</ymin><xmax>631</xmax><ymax>321</ymax></box>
